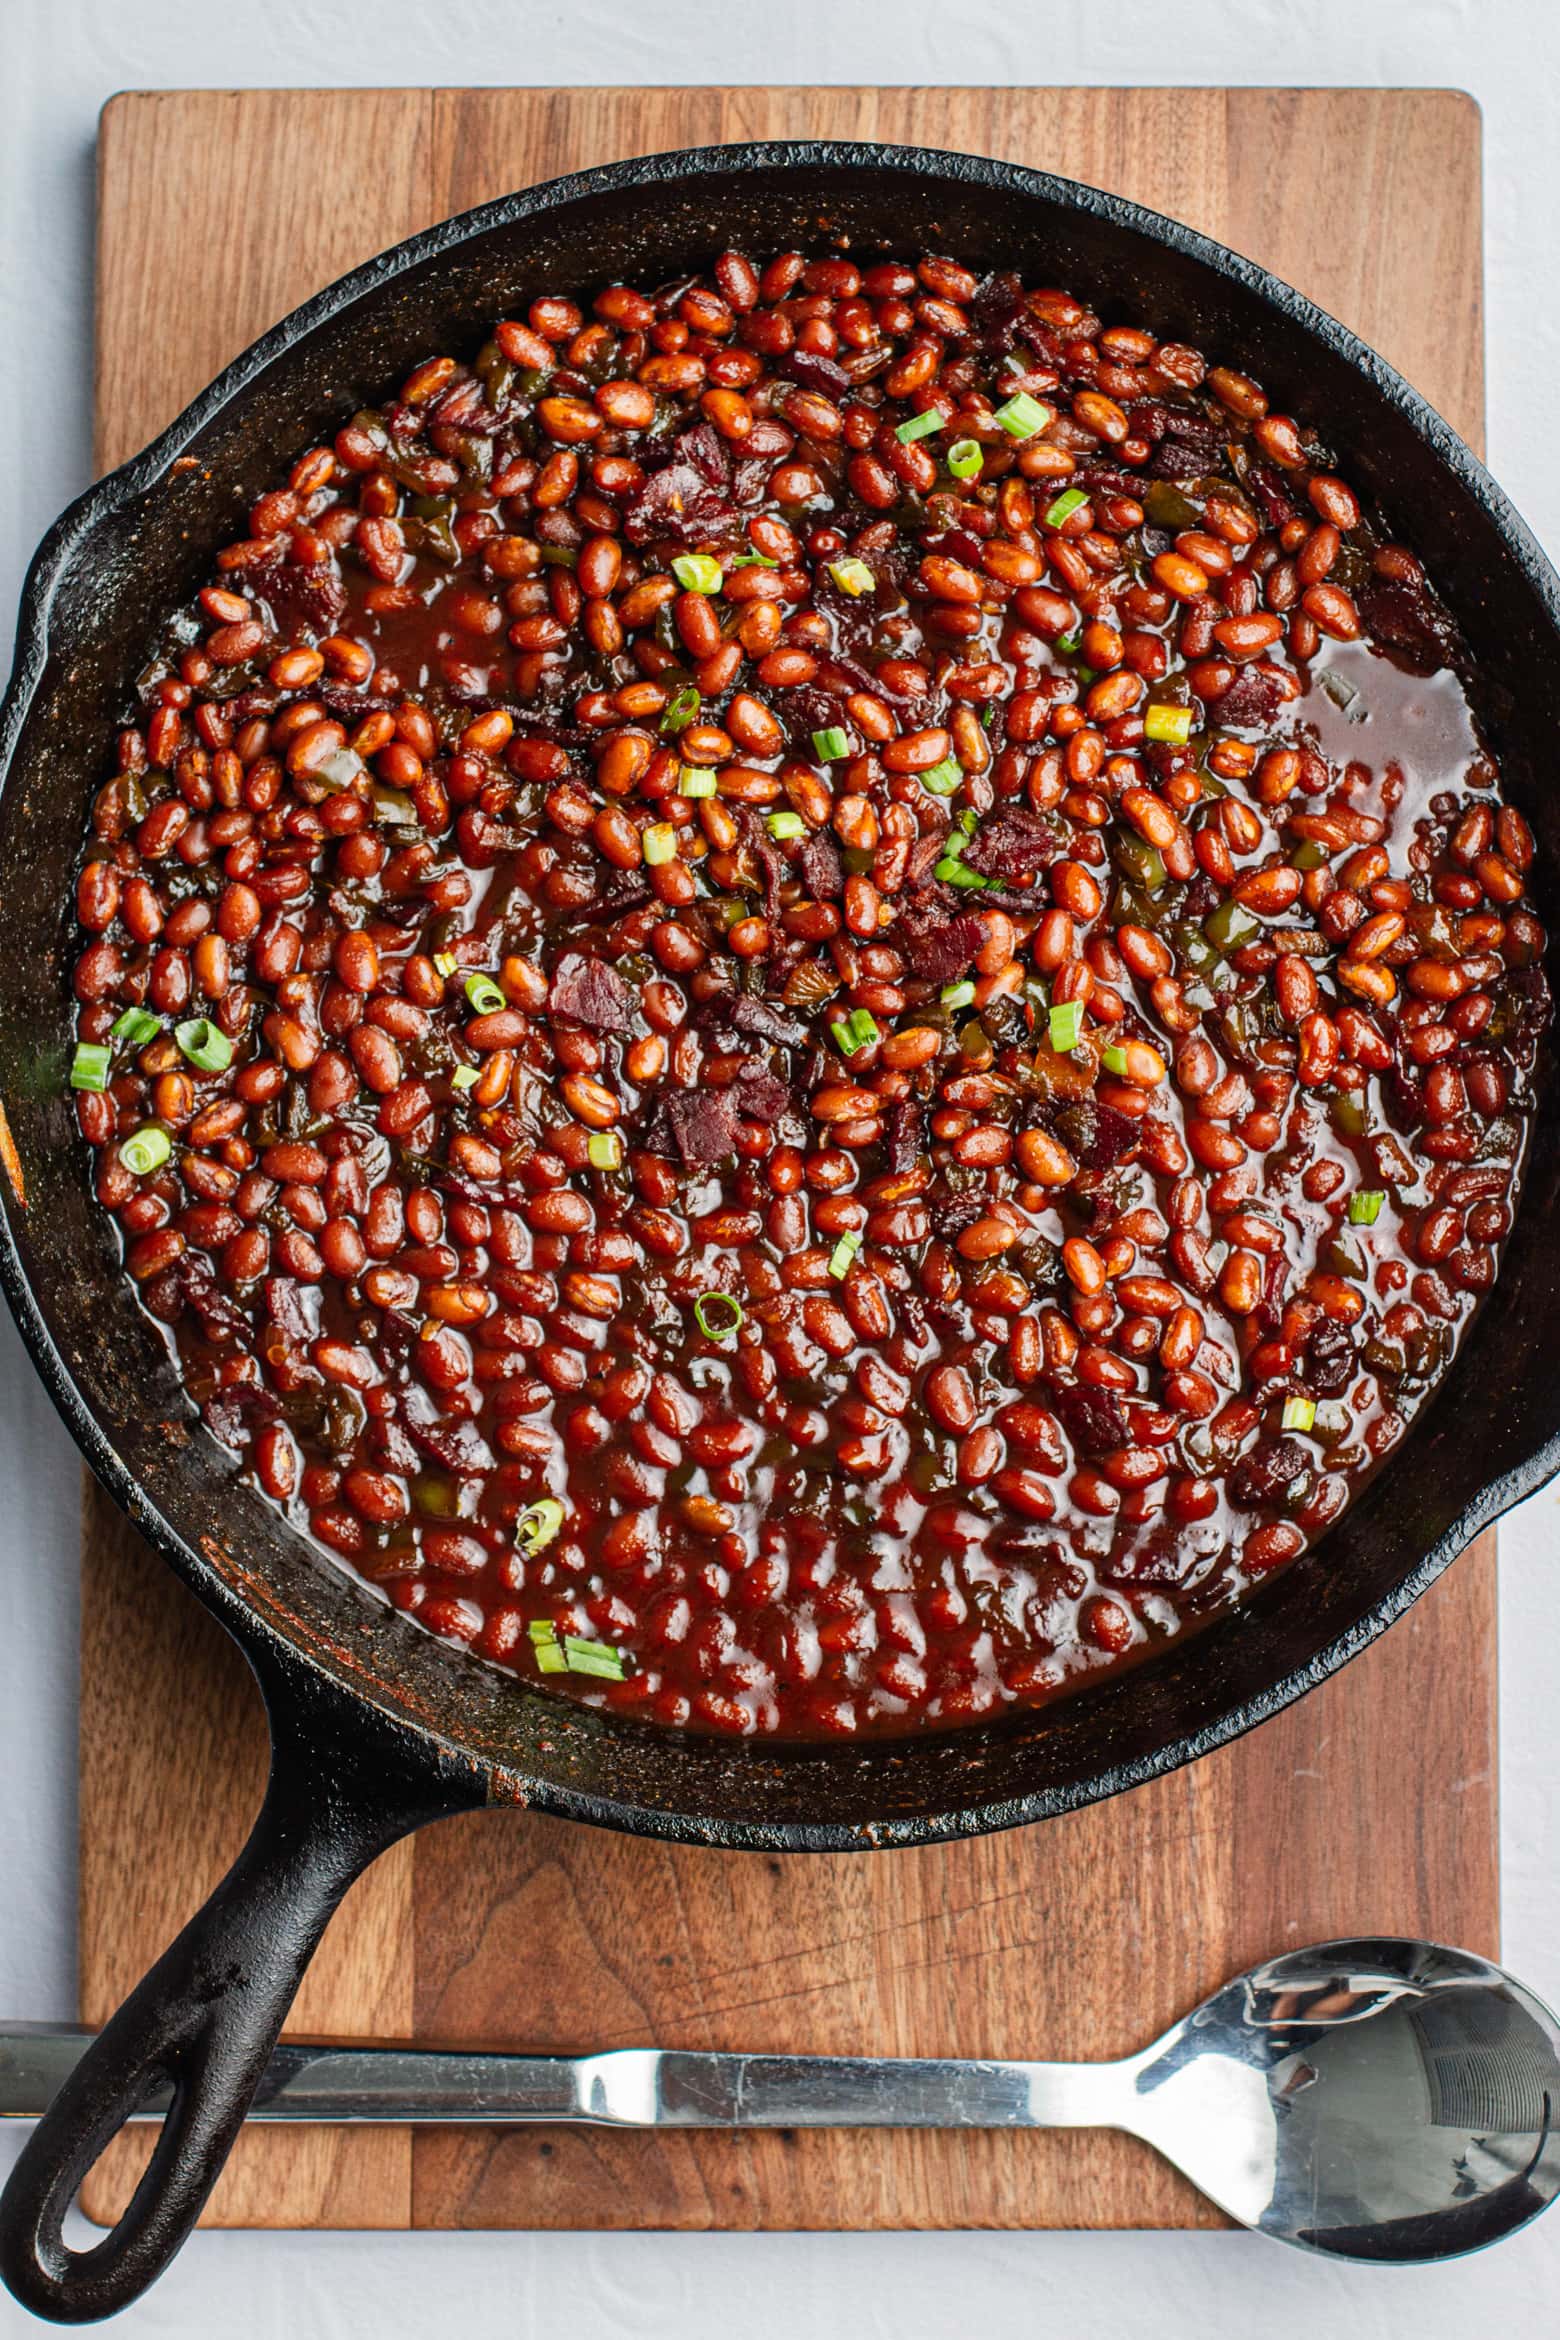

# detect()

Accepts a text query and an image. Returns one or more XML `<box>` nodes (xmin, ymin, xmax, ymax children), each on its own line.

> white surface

<box><xmin>3</xmin><ymin>0</ymin><xmax>1560</xmax><ymax>2329</ymax></box>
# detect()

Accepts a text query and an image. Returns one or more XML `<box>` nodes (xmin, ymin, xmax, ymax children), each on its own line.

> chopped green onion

<box><xmin>450</xmin><ymin>1064</ymin><xmax>480</xmax><ymax>1092</ymax></box>
<box><xmin>728</xmin><ymin>547</ymin><xmax>779</xmax><ymax>569</ymax></box>
<box><xmin>69</xmin><ymin>1042</ymin><xmax>112</xmax><ymax>1092</ymax></box>
<box><xmin>677</xmin><ymin>767</ymin><xmax>716</xmax><ymax>797</ymax></box>
<box><xmin>994</xmin><ymin>392</ymin><xmax>1054</xmax><ymax>441</ymax></box>
<box><xmin>767</xmin><ymin>810</ymin><xmax>805</xmax><ymax>841</ymax></box>
<box><xmin>828</xmin><ymin>1231</ymin><xmax>863</xmax><ymax>1280</ymax></box>
<box><xmin>671</xmin><ymin>553</ymin><xmax>723</xmax><ymax>594</ymax></box>
<box><xmin>946</xmin><ymin>438</ymin><xmax>984</xmax><ymax>480</ymax></box>
<box><xmin>1144</xmin><ymin>703</ymin><xmax>1195</xmax><ymax>746</ymax></box>
<box><xmin>174</xmin><ymin>1017</ymin><xmax>234</xmax><ymax>1074</ymax></box>
<box><xmin>111</xmin><ymin>1007</ymin><xmax>161</xmax><ymax>1047</ymax></box>
<box><xmin>534</xmin><ymin>1640</ymin><xmax>568</xmax><ymax>1674</ymax></box>
<box><xmin>1043</xmin><ymin>486</ymin><xmax>1090</xmax><ymax>528</ymax></box>
<box><xmin>463</xmin><ymin>973</ymin><xmax>507</xmax><ymax>1015</ymax></box>
<box><xmin>694</xmin><ymin>1292</ymin><xmax>743</xmax><ymax>1340</ymax></box>
<box><xmin>659</xmin><ymin>685</ymin><xmax>700</xmax><ymax>735</ymax></box>
<box><xmin>1049</xmin><ymin>1000</ymin><xmax>1084</xmax><ymax>1053</ymax></box>
<box><xmin>527</xmin><ymin>1618</ymin><xmax>558</xmax><ymax>1642</ymax></box>
<box><xmin>811</xmin><ymin>726</ymin><xmax>850</xmax><ymax>763</ymax></box>
<box><xmin>919</xmin><ymin>757</ymin><xmax>964</xmax><ymax>797</ymax></box>
<box><xmin>516</xmin><ymin>1497</ymin><xmax>565</xmax><ymax>1554</ymax></box>
<box><xmin>587</xmin><ymin>1130</ymin><xmax>623</xmax><ymax>1170</ymax></box>
<box><xmin>831</xmin><ymin>1009</ymin><xmax>880</xmax><ymax>1055</ymax></box>
<box><xmin>940</xmin><ymin>980</ymin><xmax>976</xmax><ymax>1009</ymax></box>
<box><xmin>1055</xmin><ymin>630</ymin><xmax>1082</xmax><ymax>655</ymax></box>
<box><xmin>1282</xmin><ymin>1396</ymin><xmax>1317</xmax><ymax>1433</ymax></box>
<box><xmin>1100</xmin><ymin>1045</ymin><xmax>1129</xmax><ymax>1076</ymax></box>
<box><xmin>827</xmin><ymin>558</ymin><xmax>877</xmax><ymax>597</ymax></box>
<box><xmin>1348</xmin><ymin>1189</ymin><xmax>1387</xmax><ymax>1226</ymax></box>
<box><xmin>118</xmin><ymin>1125</ymin><xmax>171</xmax><ymax>1176</ymax></box>
<box><xmin>432</xmin><ymin>951</ymin><xmax>459</xmax><ymax>979</ymax></box>
<box><xmin>894</xmin><ymin>408</ymin><xmax>944</xmax><ymax>443</ymax></box>
<box><xmin>563</xmin><ymin>1636</ymin><xmax>630</xmax><ymax>1681</ymax></box>
<box><xmin>935</xmin><ymin>858</ymin><xmax>989</xmax><ymax>889</ymax></box>
<box><xmin>641</xmin><ymin>823</ymin><xmax>678</xmax><ymax>866</ymax></box>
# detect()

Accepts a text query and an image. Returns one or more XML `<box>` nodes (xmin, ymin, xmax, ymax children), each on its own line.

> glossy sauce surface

<box><xmin>70</xmin><ymin>252</ymin><xmax>1549</xmax><ymax>1737</ymax></box>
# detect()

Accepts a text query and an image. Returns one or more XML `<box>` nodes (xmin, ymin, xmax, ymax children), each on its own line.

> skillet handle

<box><xmin>0</xmin><ymin>1680</ymin><xmax>477</xmax><ymax>2324</ymax></box>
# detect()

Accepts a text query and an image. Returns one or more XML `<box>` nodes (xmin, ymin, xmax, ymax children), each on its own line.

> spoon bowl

<box><xmin>1126</xmin><ymin>1937</ymin><xmax>1560</xmax><ymax>2258</ymax></box>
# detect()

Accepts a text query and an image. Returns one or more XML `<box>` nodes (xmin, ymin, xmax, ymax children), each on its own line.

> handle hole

<box><xmin>70</xmin><ymin>2065</ymin><xmax>176</xmax><ymax>2236</ymax></box>
<box><xmin>78</xmin><ymin>2124</ymin><xmax>158</xmax><ymax>2234</ymax></box>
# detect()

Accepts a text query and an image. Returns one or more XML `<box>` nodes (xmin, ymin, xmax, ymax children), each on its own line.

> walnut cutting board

<box><xmin>82</xmin><ymin>85</ymin><xmax>1494</xmax><ymax>2234</ymax></box>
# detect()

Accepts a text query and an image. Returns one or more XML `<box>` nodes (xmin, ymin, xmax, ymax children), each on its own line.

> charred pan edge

<box><xmin>3</xmin><ymin>139</ymin><xmax>1560</xmax><ymax>1851</ymax></box>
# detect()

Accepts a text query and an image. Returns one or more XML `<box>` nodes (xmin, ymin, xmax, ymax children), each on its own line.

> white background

<box><xmin>3</xmin><ymin>1</ymin><xmax>1560</xmax><ymax>2331</ymax></box>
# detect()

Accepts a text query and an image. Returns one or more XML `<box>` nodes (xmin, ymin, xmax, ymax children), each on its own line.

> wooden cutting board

<box><xmin>82</xmin><ymin>85</ymin><xmax>1494</xmax><ymax>2233</ymax></box>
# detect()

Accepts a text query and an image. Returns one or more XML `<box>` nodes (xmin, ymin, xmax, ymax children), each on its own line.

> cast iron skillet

<box><xmin>1</xmin><ymin>140</ymin><xmax>1558</xmax><ymax>2321</ymax></box>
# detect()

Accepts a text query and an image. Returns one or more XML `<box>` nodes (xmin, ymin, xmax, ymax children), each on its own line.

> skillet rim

<box><xmin>3</xmin><ymin>134</ymin><xmax>1559</xmax><ymax>1851</ymax></box>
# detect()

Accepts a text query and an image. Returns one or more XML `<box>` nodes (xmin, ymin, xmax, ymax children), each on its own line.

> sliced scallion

<box><xmin>110</xmin><ymin>1007</ymin><xmax>162</xmax><ymax>1047</ymax></box>
<box><xmin>1348</xmin><ymin>1189</ymin><xmax>1387</xmax><ymax>1226</ymax></box>
<box><xmin>587</xmin><ymin>1130</ymin><xmax>623</xmax><ymax>1170</ymax></box>
<box><xmin>827</xmin><ymin>558</ymin><xmax>877</xmax><ymax>597</ymax></box>
<box><xmin>175</xmin><ymin>1017</ymin><xmax>233</xmax><ymax>1074</ymax></box>
<box><xmin>69</xmin><ymin>1042</ymin><xmax>112</xmax><ymax>1093</ymax></box>
<box><xmin>694</xmin><ymin>1292</ymin><xmax>743</xmax><ymax>1340</ymax></box>
<box><xmin>671</xmin><ymin>553</ymin><xmax>723</xmax><ymax>594</ymax></box>
<box><xmin>1049</xmin><ymin>1000</ymin><xmax>1084</xmax><ymax>1053</ymax></box>
<box><xmin>563</xmin><ymin>1636</ymin><xmax>631</xmax><ymax>1680</ymax></box>
<box><xmin>678</xmin><ymin>767</ymin><xmax>716</xmax><ymax>797</ymax></box>
<box><xmin>641</xmin><ymin>823</ymin><xmax>678</xmax><ymax>866</ymax></box>
<box><xmin>1100</xmin><ymin>1045</ymin><xmax>1129</xmax><ymax>1076</ymax></box>
<box><xmin>728</xmin><ymin>547</ymin><xmax>779</xmax><ymax>569</ymax></box>
<box><xmin>463</xmin><ymin>973</ymin><xmax>507</xmax><ymax>1015</ymax></box>
<box><xmin>516</xmin><ymin>1497</ymin><xmax>565</xmax><ymax>1554</ymax></box>
<box><xmin>894</xmin><ymin>408</ymin><xmax>943</xmax><ymax>443</ymax></box>
<box><xmin>994</xmin><ymin>391</ymin><xmax>1054</xmax><ymax>440</ymax></box>
<box><xmin>811</xmin><ymin>726</ymin><xmax>850</xmax><ymax>763</ymax></box>
<box><xmin>1144</xmin><ymin>704</ymin><xmax>1195</xmax><ymax>746</ymax></box>
<box><xmin>940</xmin><ymin>980</ymin><xmax>976</xmax><ymax>1009</ymax></box>
<box><xmin>1055</xmin><ymin>630</ymin><xmax>1082</xmax><ymax>656</ymax></box>
<box><xmin>659</xmin><ymin>685</ymin><xmax>699</xmax><ymax>735</ymax></box>
<box><xmin>831</xmin><ymin>1009</ymin><xmax>879</xmax><ymax>1055</ymax></box>
<box><xmin>919</xmin><ymin>757</ymin><xmax>963</xmax><ymax>797</ymax></box>
<box><xmin>1282</xmin><ymin>1396</ymin><xmax>1318</xmax><ymax>1432</ymax></box>
<box><xmin>432</xmin><ymin>951</ymin><xmax>459</xmax><ymax>979</ymax></box>
<box><xmin>450</xmin><ymin>1064</ymin><xmax>480</xmax><ymax>1092</ymax></box>
<box><xmin>766</xmin><ymin>810</ymin><xmax>805</xmax><ymax>841</ymax></box>
<box><xmin>935</xmin><ymin>858</ymin><xmax>989</xmax><ymax>889</ymax></box>
<box><xmin>118</xmin><ymin>1125</ymin><xmax>171</xmax><ymax>1176</ymax></box>
<box><xmin>946</xmin><ymin>438</ymin><xmax>984</xmax><ymax>479</ymax></box>
<box><xmin>828</xmin><ymin>1231</ymin><xmax>863</xmax><ymax>1279</ymax></box>
<box><xmin>534</xmin><ymin>1639</ymin><xmax>568</xmax><ymax>1674</ymax></box>
<box><xmin>1043</xmin><ymin>486</ymin><xmax>1089</xmax><ymax>528</ymax></box>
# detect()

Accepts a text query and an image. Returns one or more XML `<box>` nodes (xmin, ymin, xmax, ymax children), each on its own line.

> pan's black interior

<box><xmin>2</xmin><ymin>145</ymin><xmax>1557</xmax><ymax>1847</ymax></box>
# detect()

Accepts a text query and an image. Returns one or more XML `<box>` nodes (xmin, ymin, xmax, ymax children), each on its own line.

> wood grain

<box><xmin>84</xmin><ymin>86</ymin><xmax>1494</xmax><ymax>2233</ymax></box>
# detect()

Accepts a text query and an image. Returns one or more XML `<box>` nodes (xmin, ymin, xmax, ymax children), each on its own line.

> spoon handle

<box><xmin>0</xmin><ymin>2025</ymin><xmax>1129</xmax><ymax>2131</ymax></box>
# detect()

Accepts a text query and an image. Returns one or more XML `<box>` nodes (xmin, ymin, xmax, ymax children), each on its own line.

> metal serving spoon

<box><xmin>3</xmin><ymin>1937</ymin><xmax>1556</xmax><ymax>2262</ymax></box>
